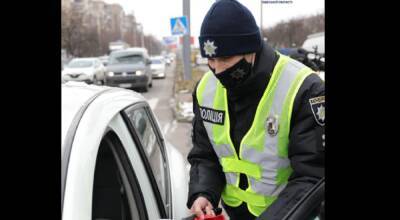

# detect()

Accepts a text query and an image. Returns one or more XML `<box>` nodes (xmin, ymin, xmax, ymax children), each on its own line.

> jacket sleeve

<box><xmin>258</xmin><ymin>73</ymin><xmax>325</xmax><ymax>219</ymax></box>
<box><xmin>186</xmin><ymin>83</ymin><xmax>226</xmax><ymax>209</ymax></box>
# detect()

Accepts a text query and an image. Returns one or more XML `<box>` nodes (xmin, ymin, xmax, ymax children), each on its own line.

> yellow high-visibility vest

<box><xmin>196</xmin><ymin>54</ymin><xmax>314</xmax><ymax>216</ymax></box>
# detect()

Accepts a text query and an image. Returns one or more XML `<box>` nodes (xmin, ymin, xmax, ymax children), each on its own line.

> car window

<box><xmin>124</xmin><ymin>106</ymin><xmax>170</xmax><ymax>213</ymax></box>
<box><xmin>109</xmin><ymin>54</ymin><xmax>144</xmax><ymax>65</ymax></box>
<box><xmin>92</xmin><ymin>131</ymin><xmax>147</xmax><ymax>220</ymax></box>
<box><xmin>67</xmin><ymin>59</ymin><xmax>94</xmax><ymax>68</ymax></box>
<box><xmin>151</xmin><ymin>59</ymin><xmax>163</xmax><ymax>64</ymax></box>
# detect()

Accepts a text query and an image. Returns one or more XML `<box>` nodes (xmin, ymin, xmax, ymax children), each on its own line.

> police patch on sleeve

<box><xmin>309</xmin><ymin>96</ymin><xmax>325</xmax><ymax>126</ymax></box>
<box><xmin>199</xmin><ymin>106</ymin><xmax>225</xmax><ymax>125</ymax></box>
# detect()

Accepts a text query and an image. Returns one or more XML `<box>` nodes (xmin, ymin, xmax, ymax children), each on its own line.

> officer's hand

<box><xmin>190</xmin><ymin>196</ymin><xmax>215</xmax><ymax>219</ymax></box>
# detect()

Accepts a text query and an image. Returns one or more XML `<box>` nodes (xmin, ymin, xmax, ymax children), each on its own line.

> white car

<box><xmin>62</xmin><ymin>82</ymin><xmax>190</xmax><ymax>220</ymax></box>
<box><xmin>302</xmin><ymin>32</ymin><xmax>324</xmax><ymax>54</ymax></box>
<box><xmin>62</xmin><ymin>58</ymin><xmax>106</xmax><ymax>84</ymax></box>
<box><xmin>150</xmin><ymin>56</ymin><xmax>166</xmax><ymax>79</ymax></box>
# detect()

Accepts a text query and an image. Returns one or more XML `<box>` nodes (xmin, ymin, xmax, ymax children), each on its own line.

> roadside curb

<box><xmin>170</xmin><ymin>56</ymin><xmax>194</xmax><ymax>123</ymax></box>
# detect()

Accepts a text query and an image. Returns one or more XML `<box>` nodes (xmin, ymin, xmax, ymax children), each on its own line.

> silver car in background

<box><xmin>150</xmin><ymin>56</ymin><xmax>166</xmax><ymax>79</ymax></box>
<box><xmin>62</xmin><ymin>58</ymin><xmax>106</xmax><ymax>84</ymax></box>
<box><xmin>105</xmin><ymin>48</ymin><xmax>153</xmax><ymax>92</ymax></box>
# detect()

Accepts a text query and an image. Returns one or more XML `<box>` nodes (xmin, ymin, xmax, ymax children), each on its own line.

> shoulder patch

<box><xmin>199</xmin><ymin>106</ymin><xmax>225</xmax><ymax>125</ymax></box>
<box><xmin>309</xmin><ymin>96</ymin><xmax>325</xmax><ymax>126</ymax></box>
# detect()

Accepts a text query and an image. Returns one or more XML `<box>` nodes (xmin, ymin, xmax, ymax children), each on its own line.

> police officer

<box><xmin>187</xmin><ymin>0</ymin><xmax>325</xmax><ymax>219</ymax></box>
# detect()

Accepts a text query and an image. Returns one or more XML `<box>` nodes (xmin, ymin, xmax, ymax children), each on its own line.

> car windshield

<box><xmin>151</xmin><ymin>59</ymin><xmax>162</xmax><ymax>64</ymax></box>
<box><xmin>109</xmin><ymin>54</ymin><xmax>144</xmax><ymax>65</ymax></box>
<box><xmin>67</xmin><ymin>60</ymin><xmax>94</xmax><ymax>68</ymax></box>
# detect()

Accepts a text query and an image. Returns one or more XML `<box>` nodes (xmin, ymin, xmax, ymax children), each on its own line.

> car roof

<box><xmin>111</xmin><ymin>51</ymin><xmax>145</xmax><ymax>57</ymax></box>
<box><xmin>125</xmin><ymin>47</ymin><xmax>147</xmax><ymax>52</ymax></box>
<box><xmin>70</xmin><ymin>58</ymin><xmax>98</xmax><ymax>62</ymax></box>
<box><xmin>302</xmin><ymin>32</ymin><xmax>325</xmax><ymax>54</ymax></box>
<box><xmin>62</xmin><ymin>82</ymin><xmax>146</xmax><ymax>155</ymax></box>
<box><xmin>111</xmin><ymin>47</ymin><xmax>148</xmax><ymax>55</ymax></box>
<box><xmin>306</xmin><ymin>32</ymin><xmax>324</xmax><ymax>39</ymax></box>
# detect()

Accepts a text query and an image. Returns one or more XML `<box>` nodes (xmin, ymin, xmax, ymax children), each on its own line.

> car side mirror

<box><xmin>146</xmin><ymin>59</ymin><xmax>152</xmax><ymax>65</ymax></box>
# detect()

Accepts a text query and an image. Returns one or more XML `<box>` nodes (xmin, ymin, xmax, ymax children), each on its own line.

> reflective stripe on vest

<box><xmin>196</xmin><ymin>54</ymin><xmax>314</xmax><ymax>216</ymax></box>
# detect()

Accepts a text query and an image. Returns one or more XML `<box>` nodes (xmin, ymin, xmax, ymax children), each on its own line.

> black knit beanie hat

<box><xmin>199</xmin><ymin>0</ymin><xmax>262</xmax><ymax>58</ymax></box>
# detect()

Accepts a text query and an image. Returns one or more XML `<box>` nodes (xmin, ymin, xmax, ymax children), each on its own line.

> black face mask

<box><xmin>209</xmin><ymin>58</ymin><xmax>253</xmax><ymax>89</ymax></box>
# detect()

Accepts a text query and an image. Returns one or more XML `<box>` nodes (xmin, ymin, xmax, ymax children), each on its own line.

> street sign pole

<box><xmin>182</xmin><ymin>0</ymin><xmax>192</xmax><ymax>80</ymax></box>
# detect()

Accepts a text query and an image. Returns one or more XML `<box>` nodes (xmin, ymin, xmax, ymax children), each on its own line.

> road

<box><xmin>141</xmin><ymin>61</ymin><xmax>193</xmax><ymax>165</ymax></box>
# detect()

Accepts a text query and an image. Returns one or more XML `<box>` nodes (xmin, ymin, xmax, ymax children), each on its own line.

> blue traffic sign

<box><xmin>170</xmin><ymin>16</ymin><xmax>188</xmax><ymax>35</ymax></box>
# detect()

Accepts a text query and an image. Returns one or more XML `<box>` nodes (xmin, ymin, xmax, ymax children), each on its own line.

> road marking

<box><xmin>147</xmin><ymin>98</ymin><xmax>159</xmax><ymax>110</ymax></box>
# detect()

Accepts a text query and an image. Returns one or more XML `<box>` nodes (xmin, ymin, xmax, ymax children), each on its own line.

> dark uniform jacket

<box><xmin>187</xmin><ymin>41</ymin><xmax>325</xmax><ymax>219</ymax></box>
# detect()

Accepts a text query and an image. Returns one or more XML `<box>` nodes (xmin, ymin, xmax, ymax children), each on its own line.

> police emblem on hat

<box><xmin>309</xmin><ymin>96</ymin><xmax>325</xmax><ymax>126</ymax></box>
<box><xmin>231</xmin><ymin>68</ymin><xmax>246</xmax><ymax>79</ymax></box>
<box><xmin>203</xmin><ymin>40</ymin><xmax>217</xmax><ymax>57</ymax></box>
<box><xmin>266</xmin><ymin>115</ymin><xmax>279</xmax><ymax>136</ymax></box>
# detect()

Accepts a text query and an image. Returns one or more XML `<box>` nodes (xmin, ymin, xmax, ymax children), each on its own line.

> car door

<box><xmin>121</xmin><ymin>102</ymin><xmax>173</xmax><ymax>219</ymax></box>
<box><xmin>91</xmin><ymin>130</ymin><xmax>148</xmax><ymax>220</ymax></box>
<box><xmin>107</xmin><ymin>109</ymin><xmax>170</xmax><ymax>220</ymax></box>
<box><xmin>281</xmin><ymin>178</ymin><xmax>325</xmax><ymax>220</ymax></box>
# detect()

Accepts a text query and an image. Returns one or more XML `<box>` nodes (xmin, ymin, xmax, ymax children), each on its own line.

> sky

<box><xmin>103</xmin><ymin>0</ymin><xmax>324</xmax><ymax>46</ymax></box>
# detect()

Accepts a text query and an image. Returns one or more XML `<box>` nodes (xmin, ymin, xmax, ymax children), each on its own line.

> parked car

<box><xmin>302</xmin><ymin>32</ymin><xmax>324</xmax><ymax>55</ymax></box>
<box><xmin>62</xmin><ymin>82</ymin><xmax>190</xmax><ymax>220</ymax></box>
<box><xmin>62</xmin><ymin>58</ymin><xmax>106</xmax><ymax>84</ymax></box>
<box><xmin>105</xmin><ymin>48</ymin><xmax>153</xmax><ymax>92</ymax></box>
<box><xmin>150</xmin><ymin>56</ymin><xmax>166</xmax><ymax>79</ymax></box>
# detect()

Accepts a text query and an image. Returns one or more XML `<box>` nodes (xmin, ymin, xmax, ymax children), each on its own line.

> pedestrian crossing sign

<box><xmin>170</xmin><ymin>16</ymin><xmax>188</xmax><ymax>35</ymax></box>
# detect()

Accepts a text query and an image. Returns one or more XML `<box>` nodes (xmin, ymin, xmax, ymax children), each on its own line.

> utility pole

<box><xmin>134</xmin><ymin>23</ymin><xmax>145</xmax><ymax>48</ymax></box>
<box><xmin>139</xmin><ymin>24</ymin><xmax>145</xmax><ymax>48</ymax></box>
<box><xmin>182</xmin><ymin>0</ymin><xmax>192</xmax><ymax>80</ymax></box>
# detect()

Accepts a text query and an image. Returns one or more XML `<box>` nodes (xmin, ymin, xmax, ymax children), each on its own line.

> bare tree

<box><xmin>144</xmin><ymin>34</ymin><xmax>165</xmax><ymax>55</ymax></box>
<box><xmin>62</xmin><ymin>2</ymin><xmax>159</xmax><ymax>57</ymax></box>
<box><xmin>80</xmin><ymin>26</ymin><xmax>100</xmax><ymax>56</ymax></box>
<box><xmin>263</xmin><ymin>13</ymin><xmax>325</xmax><ymax>48</ymax></box>
<box><xmin>62</xmin><ymin>7</ymin><xmax>90</xmax><ymax>57</ymax></box>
